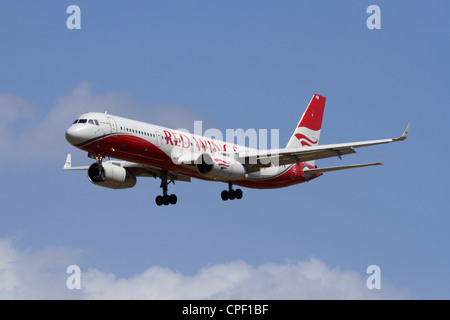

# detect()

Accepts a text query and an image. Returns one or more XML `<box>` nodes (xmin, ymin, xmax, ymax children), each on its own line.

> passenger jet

<box><xmin>64</xmin><ymin>94</ymin><xmax>410</xmax><ymax>206</ymax></box>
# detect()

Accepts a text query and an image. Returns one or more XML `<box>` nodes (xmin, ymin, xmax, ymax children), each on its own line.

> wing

<box><xmin>62</xmin><ymin>154</ymin><xmax>191</xmax><ymax>183</ymax></box>
<box><xmin>240</xmin><ymin>123</ymin><xmax>410</xmax><ymax>174</ymax></box>
<box><xmin>120</xmin><ymin>162</ymin><xmax>191</xmax><ymax>182</ymax></box>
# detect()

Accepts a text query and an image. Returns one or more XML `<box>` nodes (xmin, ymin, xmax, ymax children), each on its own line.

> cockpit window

<box><xmin>72</xmin><ymin>118</ymin><xmax>99</xmax><ymax>125</ymax></box>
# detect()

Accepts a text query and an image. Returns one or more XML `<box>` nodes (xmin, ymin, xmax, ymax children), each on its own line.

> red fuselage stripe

<box><xmin>79</xmin><ymin>134</ymin><xmax>319</xmax><ymax>189</ymax></box>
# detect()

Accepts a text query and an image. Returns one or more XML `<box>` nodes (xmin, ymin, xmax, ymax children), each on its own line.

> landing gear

<box><xmin>221</xmin><ymin>181</ymin><xmax>243</xmax><ymax>201</ymax></box>
<box><xmin>88</xmin><ymin>152</ymin><xmax>106</xmax><ymax>182</ymax></box>
<box><xmin>155</xmin><ymin>171</ymin><xmax>177</xmax><ymax>206</ymax></box>
<box><xmin>155</xmin><ymin>194</ymin><xmax>177</xmax><ymax>206</ymax></box>
<box><xmin>96</xmin><ymin>159</ymin><xmax>105</xmax><ymax>182</ymax></box>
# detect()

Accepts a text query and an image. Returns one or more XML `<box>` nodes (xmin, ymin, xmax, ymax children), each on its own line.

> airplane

<box><xmin>64</xmin><ymin>94</ymin><xmax>410</xmax><ymax>206</ymax></box>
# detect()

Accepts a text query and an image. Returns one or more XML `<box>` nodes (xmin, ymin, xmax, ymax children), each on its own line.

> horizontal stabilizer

<box><xmin>303</xmin><ymin>162</ymin><xmax>383</xmax><ymax>174</ymax></box>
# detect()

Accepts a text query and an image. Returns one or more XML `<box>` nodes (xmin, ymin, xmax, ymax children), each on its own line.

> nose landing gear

<box><xmin>88</xmin><ymin>152</ymin><xmax>106</xmax><ymax>182</ymax></box>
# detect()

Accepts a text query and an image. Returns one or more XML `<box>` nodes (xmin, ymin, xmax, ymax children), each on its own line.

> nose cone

<box><xmin>66</xmin><ymin>125</ymin><xmax>87</xmax><ymax>146</ymax></box>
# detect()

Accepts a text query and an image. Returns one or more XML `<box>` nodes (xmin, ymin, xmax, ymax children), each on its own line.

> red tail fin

<box><xmin>297</xmin><ymin>94</ymin><xmax>325</xmax><ymax>131</ymax></box>
<box><xmin>286</xmin><ymin>94</ymin><xmax>326</xmax><ymax>164</ymax></box>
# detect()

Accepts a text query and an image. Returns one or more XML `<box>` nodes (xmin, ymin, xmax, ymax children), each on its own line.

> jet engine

<box><xmin>196</xmin><ymin>153</ymin><xmax>246</xmax><ymax>180</ymax></box>
<box><xmin>87</xmin><ymin>162</ymin><xmax>137</xmax><ymax>189</ymax></box>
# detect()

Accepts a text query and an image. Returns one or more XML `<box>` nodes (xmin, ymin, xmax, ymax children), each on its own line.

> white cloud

<box><xmin>0</xmin><ymin>238</ymin><xmax>411</xmax><ymax>300</ymax></box>
<box><xmin>0</xmin><ymin>238</ymin><xmax>84</xmax><ymax>299</ymax></box>
<box><xmin>0</xmin><ymin>82</ymin><xmax>205</xmax><ymax>164</ymax></box>
<box><xmin>0</xmin><ymin>94</ymin><xmax>36</xmax><ymax>156</ymax></box>
<box><xmin>0</xmin><ymin>94</ymin><xmax>35</xmax><ymax>121</ymax></box>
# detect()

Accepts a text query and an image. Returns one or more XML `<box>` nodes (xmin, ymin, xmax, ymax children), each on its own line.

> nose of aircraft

<box><xmin>65</xmin><ymin>125</ymin><xmax>86</xmax><ymax>146</ymax></box>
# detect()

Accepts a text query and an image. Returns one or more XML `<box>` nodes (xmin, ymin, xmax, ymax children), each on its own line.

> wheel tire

<box><xmin>155</xmin><ymin>195</ymin><xmax>163</xmax><ymax>206</ymax></box>
<box><xmin>169</xmin><ymin>194</ymin><xmax>177</xmax><ymax>205</ymax></box>
<box><xmin>163</xmin><ymin>195</ymin><xmax>170</xmax><ymax>206</ymax></box>
<box><xmin>228</xmin><ymin>190</ymin><xmax>236</xmax><ymax>200</ymax></box>
<box><xmin>221</xmin><ymin>190</ymin><xmax>229</xmax><ymax>201</ymax></box>
<box><xmin>235</xmin><ymin>188</ymin><xmax>243</xmax><ymax>199</ymax></box>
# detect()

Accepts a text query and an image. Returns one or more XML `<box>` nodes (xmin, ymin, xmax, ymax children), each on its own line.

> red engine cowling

<box><xmin>196</xmin><ymin>153</ymin><xmax>246</xmax><ymax>180</ymax></box>
<box><xmin>88</xmin><ymin>162</ymin><xmax>136</xmax><ymax>189</ymax></box>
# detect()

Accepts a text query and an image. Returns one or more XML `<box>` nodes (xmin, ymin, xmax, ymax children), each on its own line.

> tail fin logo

<box><xmin>285</xmin><ymin>94</ymin><xmax>325</xmax><ymax>151</ymax></box>
<box><xmin>294</xmin><ymin>133</ymin><xmax>318</xmax><ymax>147</ymax></box>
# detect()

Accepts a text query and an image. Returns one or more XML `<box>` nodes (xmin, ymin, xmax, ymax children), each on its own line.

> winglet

<box><xmin>62</xmin><ymin>154</ymin><xmax>89</xmax><ymax>171</ymax></box>
<box><xmin>393</xmin><ymin>122</ymin><xmax>411</xmax><ymax>141</ymax></box>
<box><xmin>63</xmin><ymin>154</ymin><xmax>72</xmax><ymax>170</ymax></box>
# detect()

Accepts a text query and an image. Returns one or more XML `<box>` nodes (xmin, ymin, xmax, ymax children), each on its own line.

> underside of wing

<box><xmin>277</xmin><ymin>146</ymin><xmax>357</xmax><ymax>164</ymax></box>
<box><xmin>123</xmin><ymin>163</ymin><xmax>191</xmax><ymax>182</ymax></box>
<box><xmin>242</xmin><ymin>146</ymin><xmax>357</xmax><ymax>174</ymax></box>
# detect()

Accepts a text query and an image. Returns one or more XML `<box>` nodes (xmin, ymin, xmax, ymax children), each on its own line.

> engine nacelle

<box><xmin>88</xmin><ymin>162</ymin><xmax>136</xmax><ymax>189</ymax></box>
<box><xmin>196</xmin><ymin>153</ymin><xmax>246</xmax><ymax>180</ymax></box>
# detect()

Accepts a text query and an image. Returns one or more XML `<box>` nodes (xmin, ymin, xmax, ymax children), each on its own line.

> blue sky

<box><xmin>0</xmin><ymin>1</ymin><xmax>449</xmax><ymax>299</ymax></box>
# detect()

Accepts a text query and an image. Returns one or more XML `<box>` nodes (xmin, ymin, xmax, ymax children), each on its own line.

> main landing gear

<box><xmin>221</xmin><ymin>181</ymin><xmax>243</xmax><ymax>201</ymax></box>
<box><xmin>155</xmin><ymin>171</ymin><xmax>177</xmax><ymax>206</ymax></box>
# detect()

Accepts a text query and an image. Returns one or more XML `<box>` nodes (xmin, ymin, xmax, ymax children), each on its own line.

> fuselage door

<box><xmin>156</xmin><ymin>131</ymin><xmax>162</xmax><ymax>147</ymax></box>
<box><xmin>107</xmin><ymin>117</ymin><xmax>117</xmax><ymax>134</ymax></box>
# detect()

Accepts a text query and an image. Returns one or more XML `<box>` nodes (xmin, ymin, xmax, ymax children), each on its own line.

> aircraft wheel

<box><xmin>169</xmin><ymin>194</ymin><xmax>177</xmax><ymax>205</ymax></box>
<box><xmin>163</xmin><ymin>195</ymin><xmax>171</xmax><ymax>206</ymax></box>
<box><xmin>235</xmin><ymin>189</ymin><xmax>243</xmax><ymax>200</ymax></box>
<box><xmin>155</xmin><ymin>195</ymin><xmax>163</xmax><ymax>206</ymax></box>
<box><xmin>228</xmin><ymin>190</ymin><xmax>236</xmax><ymax>200</ymax></box>
<box><xmin>221</xmin><ymin>190</ymin><xmax>229</xmax><ymax>201</ymax></box>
